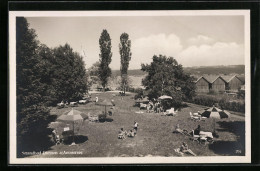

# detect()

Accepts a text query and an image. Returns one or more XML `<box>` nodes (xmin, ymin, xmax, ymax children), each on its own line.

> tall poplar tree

<box><xmin>119</xmin><ymin>33</ymin><xmax>132</xmax><ymax>95</ymax></box>
<box><xmin>98</xmin><ymin>29</ymin><xmax>112</xmax><ymax>91</ymax></box>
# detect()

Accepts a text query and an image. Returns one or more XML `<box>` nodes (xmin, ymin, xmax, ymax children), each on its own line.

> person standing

<box><xmin>134</xmin><ymin>121</ymin><xmax>139</xmax><ymax>133</ymax></box>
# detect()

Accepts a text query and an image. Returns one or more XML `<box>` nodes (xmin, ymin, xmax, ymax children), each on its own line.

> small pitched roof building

<box><xmin>195</xmin><ymin>74</ymin><xmax>245</xmax><ymax>93</ymax></box>
<box><xmin>196</xmin><ymin>75</ymin><xmax>227</xmax><ymax>93</ymax></box>
<box><xmin>210</xmin><ymin>76</ymin><xmax>226</xmax><ymax>92</ymax></box>
<box><xmin>195</xmin><ymin>76</ymin><xmax>210</xmax><ymax>93</ymax></box>
<box><xmin>221</xmin><ymin>75</ymin><xmax>244</xmax><ymax>92</ymax></box>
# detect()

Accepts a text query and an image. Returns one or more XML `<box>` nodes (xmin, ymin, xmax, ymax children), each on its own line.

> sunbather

<box><xmin>127</xmin><ymin>129</ymin><xmax>135</xmax><ymax>137</ymax></box>
<box><xmin>55</xmin><ymin>135</ymin><xmax>61</xmax><ymax>145</ymax></box>
<box><xmin>118</xmin><ymin>128</ymin><xmax>126</xmax><ymax>139</ymax></box>
<box><xmin>173</xmin><ymin>124</ymin><xmax>189</xmax><ymax>135</ymax></box>
<box><xmin>174</xmin><ymin>124</ymin><xmax>182</xmax><ymax>133</ymax></box>
<box><xmin>180</xmin><ymin>142</ymin><xmax>196</xmax><ymax>156</ymax></box>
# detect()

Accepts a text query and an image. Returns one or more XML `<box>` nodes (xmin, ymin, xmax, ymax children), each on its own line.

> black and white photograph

<box><xmin>9</xmin><ymin>10</ymin><xmax>251</xmax><ymax>164</ymax></box>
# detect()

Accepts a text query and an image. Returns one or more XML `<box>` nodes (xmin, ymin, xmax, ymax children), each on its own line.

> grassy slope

<box><xmin>31</xmin><ymin>92</ymin><xmax>245</xmax><ymax>158</ymax></box>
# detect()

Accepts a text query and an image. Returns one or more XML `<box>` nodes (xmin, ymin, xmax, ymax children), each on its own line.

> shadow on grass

<box><xmin>99</xmin><ymin>117</ymin><xmax>114</xmax><ymax>123</ymax></box>
<box><xmin>209</xmin><ymin>141</ymin><xmax>244</xmax><ymax>156</ymax></box>
<box><xmin>209</xmin><ymin>121</ymin><xmax>245</xmax><ymax>156</ymax></box>
<box><xmin>63</xmin><ymin>135</ymin><xmax>88</xmax><ymax>145</ymax></box>
<box><xmin>17</xmin><ymin>115</ymin><xmax>58</xmax><ymax>158</ymax></box>
<box><xmin>17</xmin><ymin>128</ymin><xmax>56</xmax><ymax>158</ymax></box>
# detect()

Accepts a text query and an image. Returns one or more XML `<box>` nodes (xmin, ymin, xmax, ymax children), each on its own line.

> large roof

<box><xmin>196</xmin><ymin>75</ymin><xmax>227</xmax><ymax>84</ymax></box>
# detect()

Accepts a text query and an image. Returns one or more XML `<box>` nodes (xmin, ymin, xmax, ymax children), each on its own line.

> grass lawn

<box><xmin>30</xmin><ymin>92</ymin><xmax>245</xmax><ymax>158</ymax></box>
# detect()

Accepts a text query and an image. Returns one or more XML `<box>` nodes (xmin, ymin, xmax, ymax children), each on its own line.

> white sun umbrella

<box><xmin>96</xmin><ymin>99</ymin><xmax>113</xmax><ymax>115</ymax></box>
<box><xmin>57</xmin><ymin>108</ymin><xmax>84</xmax><ymax>145</ymax></box>
<box><xmin>158</xmin><ymin>95</ymin><xmax>173</xmax><ymax>100</ymax></box>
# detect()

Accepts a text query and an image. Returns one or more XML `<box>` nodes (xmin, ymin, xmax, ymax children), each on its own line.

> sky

<box><xmin>26</xmin><ymin>16</ymin><xmax>245</xmax><ymax>70</ymax></box>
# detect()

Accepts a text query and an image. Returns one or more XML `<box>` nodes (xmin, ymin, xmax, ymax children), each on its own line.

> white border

<box><xmin>9</xmin><ymin>10</ymin><xmax>251</xmax><ymax>164</ymax></box>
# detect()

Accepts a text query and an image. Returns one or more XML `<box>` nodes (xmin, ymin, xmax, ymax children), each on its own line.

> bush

<box><xmin>134</xmin><ymin>88</ymin><xmax>145</xmax><ymax>100</ymax></box>
<box><xmin>192</xmin><ymin>95</ymin><xmax>245</xmax><ymax>113</ymax></box>
<box><xmin>98</xmin><ymin>112</ymin><xmax>107</xmax><ymax>122</ymax></box>
<box><xmin>193</xmin><ymin>95</ymin><xmax>220</xmax><ymax>107</ymax></box>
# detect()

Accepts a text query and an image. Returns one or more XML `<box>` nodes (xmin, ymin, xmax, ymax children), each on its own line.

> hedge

<box><xmin>192</xmin><ymin>95</ymin><xmax>245</xmax><ymax>113</ymax></box>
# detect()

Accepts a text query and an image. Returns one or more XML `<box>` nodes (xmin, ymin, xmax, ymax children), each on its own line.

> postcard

<box><xmin>9</xmin><ymin>10</ymin><xmax>251</xmax><ymax>164</ymax></box>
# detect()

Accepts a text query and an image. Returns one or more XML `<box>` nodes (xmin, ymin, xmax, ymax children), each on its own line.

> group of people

<box><xmin>173</xmin><ymin>125</ymin><xmax>200</xmax><ymax>156</ymax></box>
<box><xmin>145</xmin><ymin>100</ymin><xmax>164</xmax><ymax>113</ymax></box>
<box><xmin>118</xmin><ymin>121</ymin><xmax>139</xmax><ymax>139</ymax></box>
<box><xmin>174</xmin><ymin>124</ymin><xmax>215</xmax><ymax>156</ymax></box>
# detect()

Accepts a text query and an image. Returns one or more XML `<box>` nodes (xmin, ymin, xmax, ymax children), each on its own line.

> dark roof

<box><xmin>236</xmin><ymin>75</ymin><xmax>245</xmax><ymax>83</ymax></box>
<box><xmin>195</xmin><ymin>76</ymin><xmax>210</xmax><ymax>83</ymax></box>
<box><xmin>203</xmin><ymin>75</ymin><xmax>220</xmax><ymax>83</ymax></box>
<box><xmin>220</xmin><ymin>75</ymin><xmax>243</xmax><ymax>83</ymax></box>
<box><xmin>196</xmin><ymin>74</ymin><xmax>244</xmax><ymax>84</ymax></box>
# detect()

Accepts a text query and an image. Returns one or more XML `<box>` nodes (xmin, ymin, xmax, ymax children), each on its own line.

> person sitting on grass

<box><xmin>127</xmin><ymin>129</ymin><xmax>135</xmax><ymax>137</ymax></box>
<box><xmin>118</xmin><ymin>128</ymin><xmax>126</xmax><ymax>139</ymax></box>
<box><xmin>180</xmin><ymin>142</ymin><xmax>196</xmax><ymax>156</ymax></box>
<box><xmin>55</xmin><ymin>134</ymin><xmax>61</xmax><ymax>145</ymax></box>
<box><xmin>194</xmin><ymin>125</ymin><xmax>201</xmax><ymax>135</ymax></box>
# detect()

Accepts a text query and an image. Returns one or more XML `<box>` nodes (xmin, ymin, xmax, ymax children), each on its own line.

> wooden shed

<box><xmin>211</xmin><ymin>76</ymin><xmax>227</xmax><ymax>92</ymax></box>
<box><xmin>221</xmin><ymin>75</ymin><xmax>243</xmax><ymax>92</ymax></box>
<box><xmin>203</xmin><ymin>75</ymin><xmax>226</xmax><ymax>92</ymax></box>
<box><xmin>195</xmin><ymin>76</ymin><xmax>210</xmax><ymax>93</ymax></box>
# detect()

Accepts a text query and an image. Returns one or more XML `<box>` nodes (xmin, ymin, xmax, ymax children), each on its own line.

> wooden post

<box><xmin>73</xmin><ymin>121</ymin><xmax>75</xmax><ymax>144</ymax></box>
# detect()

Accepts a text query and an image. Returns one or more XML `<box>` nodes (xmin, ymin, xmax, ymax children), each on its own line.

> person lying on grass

<box><xmin>174</xmin><ymin>142</ymin><xmax>196</xmax><ymax>156</ymax></box>
<box><xmin>173</xmin><ymin>124</ymin><xmax>189</xmax><ymax>135</ymax></box>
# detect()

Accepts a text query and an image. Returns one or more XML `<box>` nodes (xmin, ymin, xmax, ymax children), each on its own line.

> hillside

<box><xmin>183</xmin><ymin>65</ymin><xmax>245</xmax><ymax>75</ymax></box>
<box><xmin>112</xmin><ymin>70</ymin><xmax>146</xmax><ymax>77</ymax></box>
<box><xmin>112</xmin><ymin>65</ymin><xmax>245</xmax><ymax>77</ymax></box>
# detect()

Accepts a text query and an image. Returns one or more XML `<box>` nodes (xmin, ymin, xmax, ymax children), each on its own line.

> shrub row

<box><xmin>192</xmin><ymin>95</ymin><xmax>245</xmax><ymax>113</ymax></box>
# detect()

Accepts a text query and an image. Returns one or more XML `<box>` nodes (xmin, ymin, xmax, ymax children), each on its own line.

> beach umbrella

<box><xmin>96</xmin><ymin>99</ymin><xmax>113</xmax><ymax>114</ymax></box>
<box><xmin>57</xmin><ymin>108</ymin><xmax>84</xmax><ymax>145</ymax></box>
<box><xmin>158</xmin><ymin>95</ymin><xmax>172</xmax><ymax>100</ymax></box>
<box><xmin>201</xmin><ymin>106</ymin><xmax>230</xmax><ymax>119</ymax></box>
<box><xmin>200</xmin><ymin>106</ymin><xmax>230</xmax><ymax>134</ymax></box>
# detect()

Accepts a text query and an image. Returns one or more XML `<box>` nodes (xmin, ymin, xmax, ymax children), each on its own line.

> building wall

<box><xmin>228</xmin><ymin>77</ymin><xmax>243</xmax><ymax>92</ymax></box>
<box><xmin>212</xmin><ymin>77</ymin><xmax>226</xmax><ymax>91</ymax></box>
<box><xmin>196</xmin><ymin>78</ymin><xmax>209</xmax><ymax>93</ymax></box>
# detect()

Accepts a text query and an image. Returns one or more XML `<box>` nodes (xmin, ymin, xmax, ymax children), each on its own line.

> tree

<box><xmin>52</xmin><ymin>44</ymin><xmax>88</xmax><ymax>102</ymax></box>
<box><xmin>37</xmin><ymin>44</ymin><xmax>57</xmax><ymax>105</ymax></box>
<box><xmin>16</xmin><ymin>17</ymin><xmax>53</xmax><ymax>157</ymax></box>
<box><xmin>88</xmin><ymin>61</ymin><xmax>100</xmax><ymax>77</ymax></box>
<box><xmin>119</xmin><ymin>33</ymin><xmax>132</xmax><ymax>95</ymax></box>
<box><xmin>117</xmin><ymin>74</ymin><xmax>132</xmax><ymax>92</ymax></box>
<box><xmin>87</xmin><ymin>61</ymin><xmax>101</xmax><ymax>87</ymax></box>
<box><xmin>141</xmin><ymin>55</ymin><xmax>196</xmax><ymax>108</ymax></box>
<box><xmin>98</xmin><ymin>29</ymin><xmax>112</xmax><ymax>91</ymax></box>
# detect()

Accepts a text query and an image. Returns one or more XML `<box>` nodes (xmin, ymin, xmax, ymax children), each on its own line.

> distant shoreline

<box><xmin>111</xmin><ymin>65</ymin><xmax>245</xmax><ymax>77</ymax></box>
